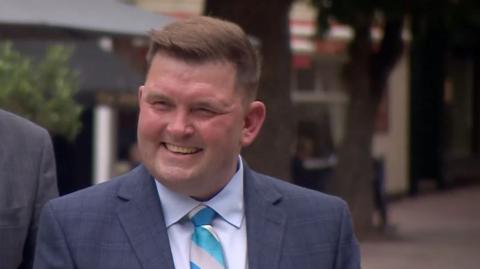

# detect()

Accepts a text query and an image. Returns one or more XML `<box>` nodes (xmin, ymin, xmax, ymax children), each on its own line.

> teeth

<box><xmin>164</xmin><ymin>143</ymin><xmax>199</xmax><ymax>154</ymax></box>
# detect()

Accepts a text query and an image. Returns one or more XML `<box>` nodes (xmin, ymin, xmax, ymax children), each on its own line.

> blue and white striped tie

<box><xmin>189</xmin><ymin>205</ymin><xmax>226</xmax><ymax>269</ymax></box>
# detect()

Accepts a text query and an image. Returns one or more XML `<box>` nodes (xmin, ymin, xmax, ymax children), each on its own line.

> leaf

<box><xmin>0</xmin><ymin>42</ymin><xmax>83</xmax><ymax>141</ymax></box>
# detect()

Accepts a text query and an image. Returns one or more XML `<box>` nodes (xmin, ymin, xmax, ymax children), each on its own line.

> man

<box><xmin>34</xmin><ymin>16</ymin><xmax>360</xmax><ymax>269</ymax></box>
<box><xmin>0</xmin><ymin>109</ymin><xmax>58</xmax><ymax>269</ymax></box>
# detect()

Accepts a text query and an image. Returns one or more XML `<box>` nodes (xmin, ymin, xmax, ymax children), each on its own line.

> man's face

<box><xmin>137</xmin><ymin>53</ymin><xmax>265</xmax><ymax>200</ymax></box>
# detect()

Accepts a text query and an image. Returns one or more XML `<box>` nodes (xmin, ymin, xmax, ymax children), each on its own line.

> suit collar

<box><xmin>154</xmin><ymin>157</ymin><xmax>245</xmax><ymax>229</ymax></box>
<box><xmin>115</xmin><ymin>163</ymin><xmax>287</xmax><ymax>269</ymax></box>
<box><xmin>116</xmin><ymin>165</ymin><xmax>175</xmax><ymax>269</ymax></box>
<box><xmin>244</xmin><ymin>163</ymin><xmax>286</xmax><ymax>269</ymax></box>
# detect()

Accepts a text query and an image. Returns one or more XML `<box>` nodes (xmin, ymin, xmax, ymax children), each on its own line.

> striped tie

<box><xmin>189</xmin><ymin>205</ymin><xmax>226</xmax><ymax>269</ymax></box>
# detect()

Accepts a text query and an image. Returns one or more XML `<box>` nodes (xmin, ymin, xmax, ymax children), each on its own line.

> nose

<box><xmin>166</xmin><ymin>110</ymin><xmax>194</xmax><ymax>137</ymax></box>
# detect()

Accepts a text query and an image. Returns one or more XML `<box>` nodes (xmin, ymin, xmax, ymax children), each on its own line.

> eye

<box><xmin>151</xmin><ymin>100</ymin><xmax>172</xmax><ymax>111</ymax></box>
<box><xmin>193</xmin><ymin>107</ymin><xmax>216</xmax><ymax>117</ymax></box>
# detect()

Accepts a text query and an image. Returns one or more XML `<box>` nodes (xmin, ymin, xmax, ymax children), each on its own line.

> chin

<box><xmin>154</xmin><ymin>165</ymin><xmax>196</xmax><ymax>186</ymax></box>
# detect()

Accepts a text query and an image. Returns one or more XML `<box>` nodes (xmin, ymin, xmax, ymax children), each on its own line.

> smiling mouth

<box><xmin>163</xmin><ymin>143</ymin><xmax>202</xmax><ymax>154</ymax></box>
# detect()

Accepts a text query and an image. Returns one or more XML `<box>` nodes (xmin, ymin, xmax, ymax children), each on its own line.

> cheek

<box><xmin>138</xmin><ymin>110</ymin><xmax>164</xmax><ymax>139</ymax></box>
<box><xmin>199</xmin><ymin>117</ymin><xmax>243</xmax><ymax>144</ymax></box>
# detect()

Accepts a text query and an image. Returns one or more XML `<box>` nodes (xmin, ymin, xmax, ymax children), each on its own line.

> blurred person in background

<box><xmin>291</xmin><ymin>136</ymin><xmax>336</xmax><ymax>191</ymax></box>
<box><xmin>373</xmin><ymin>158</ymin><xmax>396</xmax><ymax>233</ymax></box>
<box><xmin>0</xmin><ymin>109</ymin><xmax>58</xmax><ymax>269</ymax></box>
<box><xmin>34</xmin><ymin>16</ymin><xmax>359</xmax><ymax>269</ymax></box>
<box><xmin>112</xmin><ymin>143</ymin><xmax>142</xmax><ymax>176</ymax></box>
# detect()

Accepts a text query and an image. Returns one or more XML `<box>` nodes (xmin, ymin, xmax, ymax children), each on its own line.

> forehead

<box><xmin>147</xmin><ymin>53</ymin><xmax>235</xmax><ymax>82</ymax></box>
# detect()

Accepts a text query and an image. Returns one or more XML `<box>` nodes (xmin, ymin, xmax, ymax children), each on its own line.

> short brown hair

<box><xmin>146</xmin><ymin>16</ymin><xmax>261</xmax><ymax>100</ymax></box>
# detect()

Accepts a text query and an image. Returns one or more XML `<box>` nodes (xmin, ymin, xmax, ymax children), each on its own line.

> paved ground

<box><xmin>361</xmin><ymin>185</ymin><xmax>480</xmax><ymax>269</ymax></box>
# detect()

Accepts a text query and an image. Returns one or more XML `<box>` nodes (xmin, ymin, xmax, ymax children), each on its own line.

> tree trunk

<box><xmin>330</xmin><ymin>15</ymin><xmax>404</xmax><ymax>237</ymax></box>
<box><xmin>409</xmin><ymin>5</ymin><xmax>447</xmax><ymax>194</ymax></box>
<box><xmin>204</xmin><ymin>0</ymin><xmax>295</xmax><ymax>180</ymax></box>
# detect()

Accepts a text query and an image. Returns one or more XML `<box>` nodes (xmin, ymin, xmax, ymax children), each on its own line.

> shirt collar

<box><xmin>155</xmin><ymin>156</ymin><xmax>244</xmax><ymax>229</ymax></box>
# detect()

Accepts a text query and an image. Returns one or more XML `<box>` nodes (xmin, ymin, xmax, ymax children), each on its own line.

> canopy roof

<box><xmin>0</xmin><ymin>0</ymin><xmax>174</xmax><ymax>36</ymax></box>
<box><xmin>14</xmin><ymin>40</ymin><xmax>143</xmax><ymax>93</ymax></box>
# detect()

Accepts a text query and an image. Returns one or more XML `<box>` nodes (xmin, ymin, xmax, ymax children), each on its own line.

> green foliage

<box><xmin>446</xmin><ymin>0</ymin><xmax>480</xmax><ymax>50</ymax></box>
<box><xmin>0</xmin><ymin>42</ymin><xmax>83</xmax><ymax>141</ymax></box>
<box><xmin>312</xmin><ymin>0</ymin><xmax>480</xmax><ymax>40</ymax></box>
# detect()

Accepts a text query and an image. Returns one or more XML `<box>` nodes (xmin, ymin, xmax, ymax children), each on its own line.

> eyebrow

<box><xmin>144</xmin><ymin>91</ymin><xmax>170</xmax><ymax>102</ymax></box>
<box><xmin>142</xmin><ymin>86</ymin><xmax>236</xmax><ymax>111</ymax></box>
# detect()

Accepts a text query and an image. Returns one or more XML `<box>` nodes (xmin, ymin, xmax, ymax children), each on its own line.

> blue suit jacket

<box><xmin>34</xmin><ymin>164</ymin><xmax>360</xmax><ymax>269</ymax></box>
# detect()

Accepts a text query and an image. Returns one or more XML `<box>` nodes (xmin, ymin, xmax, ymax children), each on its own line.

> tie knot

<box><xmin>189</xmin><ymin>205</ymin><xmax>216</xmax><ymax>227</ymax></box>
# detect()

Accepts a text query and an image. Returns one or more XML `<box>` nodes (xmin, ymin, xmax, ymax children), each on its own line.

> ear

<box><xmin>241</xmin><ymin>101</ymin><xmax>266</xmax><ymax>147</ymax></box>
<box><xmin>138</xmin><ymin>85</ymin><xmax>145</xmax><ymax>108</ymax></box>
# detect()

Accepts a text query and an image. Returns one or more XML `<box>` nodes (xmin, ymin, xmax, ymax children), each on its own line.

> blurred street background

<box><xmin>2</xmin><ymin>0</ymin><xmax>480</xmax><ymax>267</ymax></box>
<box><xmin>362</xmin><ymin>185</ymin><xmax>480</xmax><ymax>268</ymax></box>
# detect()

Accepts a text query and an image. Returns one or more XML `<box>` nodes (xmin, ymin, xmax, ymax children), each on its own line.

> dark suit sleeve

<box><xmin>21</xmin><ymin>130</ymin><xmax>58</xmax><ymax>269</ymax></box>
<box><xmin>33</xmin><ymin>202</ymin><xmax>75</xmax><ymax>269</ymax></box>
<box><xmin>334</xmin><ymin>202</ymin><xmax>361</xmax><ymax>269</ymax></box>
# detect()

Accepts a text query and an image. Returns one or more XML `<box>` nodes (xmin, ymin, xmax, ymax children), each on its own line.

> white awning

<box><xmin>0</xmin><ymin>0</ymin><xmax>175</xmax><ymax>36</ymax></box>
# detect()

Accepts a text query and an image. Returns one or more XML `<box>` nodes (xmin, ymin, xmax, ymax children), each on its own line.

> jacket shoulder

<box><xmin>45</xmin><ymin>168</ymin><xmax>141</xmax><ymax>214</ymax></box>
<box><xmin>0</xmin><ymin>109</ymin><xmax>48</xmax><ymax>138</ymax></box>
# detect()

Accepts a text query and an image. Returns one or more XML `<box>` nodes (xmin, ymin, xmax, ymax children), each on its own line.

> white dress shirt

<box><xmin>155</xmin><ymin>157</ymin><xmax>247</xmax><ymax>269</ymax></box>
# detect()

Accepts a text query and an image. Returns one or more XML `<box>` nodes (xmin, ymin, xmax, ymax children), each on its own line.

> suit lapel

<box><xmin>115</xmin><ymin>166</ymin><xmax>175</xmax><ymax>269</ymax></box>
<box><xmin>244</xmin><ymin>165</ymin><xmax>286</xmax><ymax>269</ymax></box>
